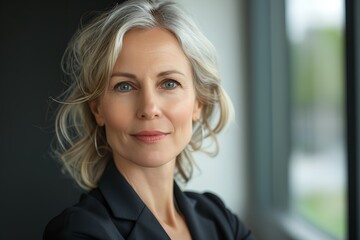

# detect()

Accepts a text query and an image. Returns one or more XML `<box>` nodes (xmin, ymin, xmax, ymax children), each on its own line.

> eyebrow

<box><xmin>111</xmin><ymin>72</ymin><xmax>136</xmax><ymax>79</ymax></box>
<box><xmin>157</xmin><ymin>70</ymin><xmax>185</xmax><ymax>77</ymax></box>
<box><xmin>111</xmin><ymin>70</ymin><xmax>185</xmax><ymax>79</ymax></box>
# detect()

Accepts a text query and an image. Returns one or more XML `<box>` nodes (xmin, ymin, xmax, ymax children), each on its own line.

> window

<box><xmin>245</xmin><ymin>0</ymin><xmax>359</xmax><ymax>239</ymax></box>
<box><xmin>286</xmin><ymin>0</ymin><xmax>346</xmax><ymax>238</ymax></box>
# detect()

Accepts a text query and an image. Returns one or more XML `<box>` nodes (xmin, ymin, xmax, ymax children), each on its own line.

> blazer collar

<box><xmin>174</xmin><ymin>183</ymin><xmax>217</xmax><ymax>239</ymax></box>
<box><xmin>98</xmin><ymin>161</ymin><xmax>216</xmax><ymax>239</ymax></box>
<box><xmin>98</xmin><ymin>161</ymin><xmax>145</xmax><ymax>220</ymax></box>
<box><xmin>97</xmin><ymin>161</ymin><xmax>171</xmax><ymax>239</ymax></box>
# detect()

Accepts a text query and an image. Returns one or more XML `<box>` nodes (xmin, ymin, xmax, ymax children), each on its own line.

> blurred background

<box><xmin>0</xmin><ymin>0</ymin><xmax>359</xmax><ymax>239</ymax></box>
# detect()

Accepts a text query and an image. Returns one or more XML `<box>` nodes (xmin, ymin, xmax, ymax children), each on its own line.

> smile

<box><xmin>131</xmin><ymin>131</ymin><xmax>169</xmax><ymax>144</ymax></box>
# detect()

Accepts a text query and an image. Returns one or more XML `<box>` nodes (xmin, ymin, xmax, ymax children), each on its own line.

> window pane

<box><xmin>286</xmin><ymin>0</ymin><xmax>346</xmax><ymax>238</ymax></box>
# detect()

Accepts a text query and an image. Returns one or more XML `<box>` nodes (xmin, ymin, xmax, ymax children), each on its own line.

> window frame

<box><xmin>244</xmin><ymin>0</ymin><xmax>358</xmax><ymax>239</ymax></box>
<box><xmin>346</xmin><ymin>0</ymin><xmax>360</xmax><ymax>239</ymax></box>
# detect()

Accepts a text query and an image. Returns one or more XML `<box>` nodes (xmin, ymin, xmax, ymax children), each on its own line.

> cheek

<box><xmin>168</xmin><ymin>100</ymin><xmax>196</xmax><ymax>134</ymax></box>
<box><xmin>102</xmin><ymin>103</ymin><xmax>133</xmax><ymax>152</ymax></box>
<box><xmin>101</xmin><ymin>98</ymin><xmax>131</xmax><ymax>125</ymax></box>
<box><xmin>100</xmin><ymin>100</ymin><xmax>133</xmax><ymax>142</ymax></box>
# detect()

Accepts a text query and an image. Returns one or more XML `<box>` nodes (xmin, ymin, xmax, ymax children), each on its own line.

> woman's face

<box><xmin>90</xmin><ymin>27</ymin><xmax>202</xmax><ymax>169</ymax></box>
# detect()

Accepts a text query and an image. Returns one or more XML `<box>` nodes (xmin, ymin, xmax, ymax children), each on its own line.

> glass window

<box><xmin>286</xmin><ymin>0</ymin><xmax>346</xmax><ymax>238</ymax></box>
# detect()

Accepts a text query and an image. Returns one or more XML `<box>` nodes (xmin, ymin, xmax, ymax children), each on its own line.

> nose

<box><xmin>136</xmin><ymin>88</ymin><xmax>161</xmax><ymax>120</ymax></box>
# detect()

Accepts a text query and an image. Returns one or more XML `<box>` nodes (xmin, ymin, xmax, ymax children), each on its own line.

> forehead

<box><xmin>113</xmin><ymin>27</ymin><xmax>191</xmax><ymax>73</ymax></box>
<box><xmin>122</xmin><ymin>27</ymin><xmax>182</xmax><ymax>54</ymax></box>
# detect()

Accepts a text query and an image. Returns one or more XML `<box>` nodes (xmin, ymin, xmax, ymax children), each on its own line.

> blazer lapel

<box><xmin>126</xmin><ymin>207</ymin><xmax>170</xmax><ymax>240</ymax></box>
<box><xmin>174</xmin><ymin>183</ymin><xmax>218</xmax><ymax>240</ymax></box>
<box><xmin>98</xmin><ymin>161</ymin><xmax>170</xmax><ymax>239</ymax></box>
<box><xmin>98</xmin><ymin>161</ymin><xmax>216</xmax><ymax>239</ymax></box>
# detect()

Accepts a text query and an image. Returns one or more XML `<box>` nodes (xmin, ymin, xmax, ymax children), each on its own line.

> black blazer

<box><xmin>44</xmin><ymin>161</ymin><xmax>255</xmax><ymax>240</ymax></box>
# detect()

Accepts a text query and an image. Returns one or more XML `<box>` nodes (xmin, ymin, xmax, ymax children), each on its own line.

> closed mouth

<box><xmin>131</xmin><ymin>131</ymin><xmax>169</xmax><ymax>143</ymax></box>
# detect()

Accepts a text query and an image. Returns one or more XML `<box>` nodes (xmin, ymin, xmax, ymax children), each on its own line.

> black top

<box><xmin>44</xmin><ymin>161</ymin><xmax>255</xmax><ymax>240</ymax></box>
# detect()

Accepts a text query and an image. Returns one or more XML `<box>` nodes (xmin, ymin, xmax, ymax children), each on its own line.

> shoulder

<box><xmin>185</xmin><ymin>191</ymin><xmax>255</xmax><ymax>240</ymax></box>
<box><xmin>43</xmin><ymin>192</ymin><xmax>122</xmax><ymax>240</ymax></box>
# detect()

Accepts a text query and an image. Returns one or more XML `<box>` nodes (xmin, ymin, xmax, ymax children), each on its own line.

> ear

<box><xmin>192</xmin><ymin>99</ymin><xmax>203</xmax><ymax>122</ymax></box>
<box><xmin>89</xmin><ymin>100</ymin><xmax>105</xmax><ymax>126</ymax></box>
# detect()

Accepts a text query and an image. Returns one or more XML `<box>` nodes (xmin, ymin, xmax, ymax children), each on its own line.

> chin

<box><xmin>136</xmin><ymin>159</ymin><xmax>174</xmax><ymax>168</ymax></box>
<box><xmin>113</xmin><ymin>150</ymin><xmax>178</xmax><ymax>169</ymax></box>
<box><xmin>130</xmin><ymin>154</ymin><xmax>176</xmax><ymax>168</ymax></box>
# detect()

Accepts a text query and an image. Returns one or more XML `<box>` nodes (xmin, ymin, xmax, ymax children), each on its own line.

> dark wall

<box><xmin>0</xmin><ymin>1</ymin><xmax>122</xmax><ymax>239</ymax></box>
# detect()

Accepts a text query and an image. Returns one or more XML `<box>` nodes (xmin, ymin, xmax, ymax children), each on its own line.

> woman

<box><xmin>44</xmin><ymin>0</ymin><xmax>255</xmax><ymax>239</ymax></box>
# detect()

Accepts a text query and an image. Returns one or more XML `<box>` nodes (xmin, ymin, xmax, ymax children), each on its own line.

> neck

<box><xmin>114</xmin><ymin>159</ymin><xmax>178</xmax><ymax>225</ymax></box>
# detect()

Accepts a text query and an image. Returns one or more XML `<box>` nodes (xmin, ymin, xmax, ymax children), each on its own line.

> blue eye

<box><xmin>115</xmin><ymin>82</ymin><xmax>133</xmax><ymax>92</ymax></box>
<box><xmin>162</xmin><ymin>80</ymin><xmax>179</xmax><ymax>89</ymax></box>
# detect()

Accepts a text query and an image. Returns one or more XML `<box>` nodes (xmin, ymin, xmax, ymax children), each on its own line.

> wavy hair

<box><xmin>54</xmin><ymin>0</ymin><xmax>234</xmax><ymax>190</ymax></box>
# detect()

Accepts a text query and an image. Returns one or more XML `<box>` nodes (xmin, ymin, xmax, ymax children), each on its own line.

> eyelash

<box><xmin>160</xmin><ymin>79</ymin><xmax>180</xmax><ymax>90</ymax></box>
<box><xmin>114</xmin><ymin>82</ymin><xmax>135</xmax><ymax>92</ymax></box>
<box><xmin>113</xmin><ymin>79</ymin><xmax>181</xmax><ymax>92</ymax></box>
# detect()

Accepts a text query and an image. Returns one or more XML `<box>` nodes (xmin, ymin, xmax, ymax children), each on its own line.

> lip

<box><xmin>131</xmin><ymin>131</ymin><xmax>169</xmax><ymax>144</ymax></box>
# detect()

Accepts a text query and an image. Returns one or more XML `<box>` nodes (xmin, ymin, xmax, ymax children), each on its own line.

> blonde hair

<box><xmin>54</xmin><ymin>0</ymin><xmax>234</xmax><ymax>190</ymax></box>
